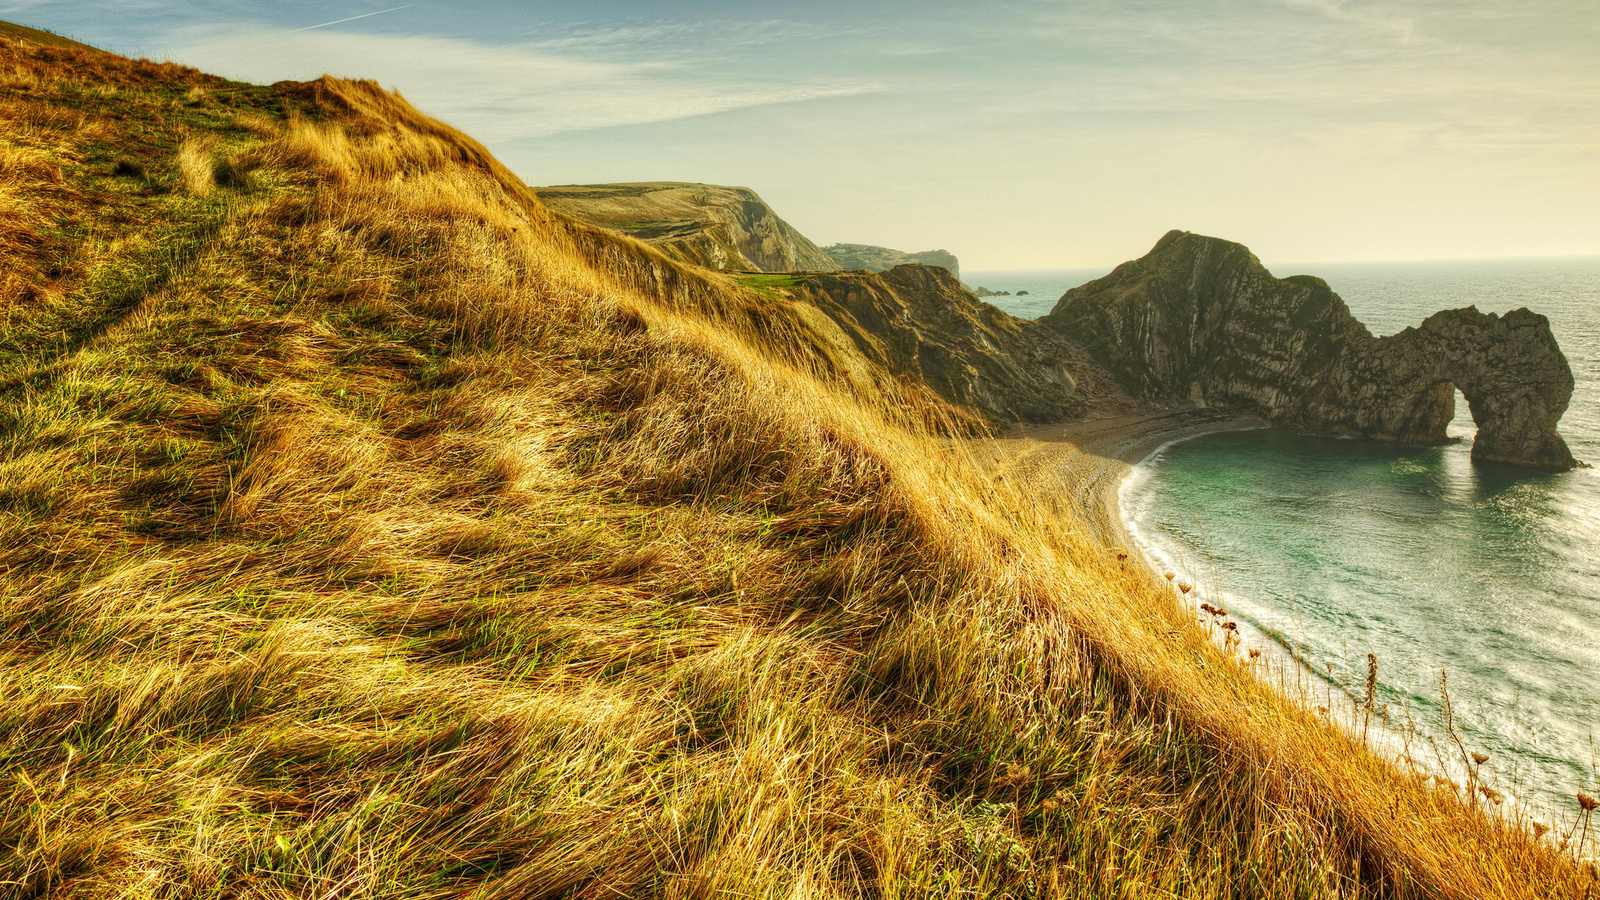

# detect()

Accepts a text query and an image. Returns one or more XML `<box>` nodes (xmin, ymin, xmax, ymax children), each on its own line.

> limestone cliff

<box><xmin>783</xmin><ymin>265</ymin><xmax>1128</xmax><ymax>424</ymax></box>
<box><xmin>1044</xmin><ymin>231</ymin><xmax>1578</xmax><ymax>469</ymax></box>
<box><xmin>535</xmin><ymin>182</ymin><xmax>839</xmax><ymax>273</ymax></box>
<box><xmin>822</xmin><ymin>243</ymin><xmax>961</xmax><ymax>280</ymax></box>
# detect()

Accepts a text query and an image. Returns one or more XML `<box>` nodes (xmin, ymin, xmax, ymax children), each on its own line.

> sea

<box><xmin>978</xmin><ymin>258</ymin><xmax>1600</xmax><ymax>817</ymax></box>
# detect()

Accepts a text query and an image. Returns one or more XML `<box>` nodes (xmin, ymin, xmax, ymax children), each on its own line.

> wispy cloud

<box><xmin>525</xmin><ymin>19</ymin><xmax>869</xmax><ymax>53</ymax></box>
<box><xmin>1285</xmin><ymin>0</ymin><xmax>1421</xmax><ymax>45</ymax></box>
<box><xmin>281</xmin><ymin>5</ymin><xmax>413</xmax><ymax>36</ymax></box>
<box><xmin>162</xmin><ymin>26</ymin><xmax>885</xmax><ymax>138</ymax></box>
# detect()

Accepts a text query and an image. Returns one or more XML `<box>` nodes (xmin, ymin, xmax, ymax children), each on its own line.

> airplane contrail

<box><xmin>283</xmin><ymin>5</ymin><xmax>413</xmax><ymax>35</ymax></box>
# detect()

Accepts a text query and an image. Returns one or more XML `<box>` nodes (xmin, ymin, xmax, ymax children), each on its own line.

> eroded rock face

<box><xmin>1044</xmin><ymin>231</ymin><xmax>1578</xmax><ymax>469</ymax></box>
<box><xmin>790</xmin><ymin>264</ymin><xmax>1131</xmax><ymax>424</ymax></box>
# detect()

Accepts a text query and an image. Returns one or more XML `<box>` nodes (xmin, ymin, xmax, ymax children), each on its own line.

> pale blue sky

<box><xmin>8</xmin><ymin>1</ymin><xmax>1598</xmax><ymax>268</ymax></box>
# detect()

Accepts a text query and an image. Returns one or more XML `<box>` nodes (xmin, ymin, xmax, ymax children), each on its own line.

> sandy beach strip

<box><xmin>980</xmin><ymin>408</ymin><xmax>1266</xmax><ymax>546</ymax></box>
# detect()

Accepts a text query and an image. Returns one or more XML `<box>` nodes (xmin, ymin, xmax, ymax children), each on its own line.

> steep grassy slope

<box><xmin>770</xmin><ymin>265</ymin><xmax>1133</xmax><ymax>424</ymax></box>
<box><xmin>0</xmin><ymin>20</ymin><xmax>100</xmax><ymax>52</ymax></box>
<box><xmin>1</xmin><ymin>33</ymin><xmax>1594</xmax><ymax>899</ymax></box>
<box><xmin>536</xmin><ymin>181</ymin><xmax>840</xmax><ymax>273</ymax></box>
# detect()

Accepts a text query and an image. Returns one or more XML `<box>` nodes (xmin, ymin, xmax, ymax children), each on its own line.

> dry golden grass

<box><xmin>0</xmin><ymin>35</ymin><xmax>1595</xmax><ymax>899</ymax></box>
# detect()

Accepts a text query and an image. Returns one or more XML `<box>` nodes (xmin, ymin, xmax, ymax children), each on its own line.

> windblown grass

<box><xmin>0</xmin><ymin>33</ymin><xmax>1595</xmax><ymax>899</ymax></box>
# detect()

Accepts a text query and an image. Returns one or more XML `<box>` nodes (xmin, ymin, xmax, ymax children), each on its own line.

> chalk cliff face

<box><xmin>787</xmin><ymin>265</ymin><xmax>1129</xmax><ymax>424</ymax></box>
<box><xmin>535</xmin><ymin>182</ymin><xmax>839</xmax><ymax>273</ymax></box>
<box><xmin>1044</xmin><ymin>231</ymin><xmax>1577</xmax><ymax>469</ymax></box>
<box><xmin>822</xmin><ymin>243</ymin><xmax>961</xmax><ymax>280</ymax></box>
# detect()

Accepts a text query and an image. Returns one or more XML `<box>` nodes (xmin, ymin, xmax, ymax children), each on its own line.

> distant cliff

<box><xmin>1044</xmin><ymin>231</ymin><xmax>1578</xmax><ymax>469</ymax></box>
<box><xmin>782</xmin><ymin>265</ymin><xmax>1128</xmax><ymax>424</ymax></box>
<box><xmin>822</xmin><ymin>243</ymin><xmax>960</xmax><ymax>280</ymax></box>
<box><xmin>536</xmin><ymin>182</ymin><xmax>839</xmax><ymax>273</ymax></box>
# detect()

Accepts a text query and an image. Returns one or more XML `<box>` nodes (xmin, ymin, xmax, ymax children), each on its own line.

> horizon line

<box><xmin>965</xmin><ymin>251</ymin><xmax>1600</xmax><ymax>274</ymax></box>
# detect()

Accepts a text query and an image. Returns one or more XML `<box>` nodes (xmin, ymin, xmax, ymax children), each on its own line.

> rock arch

<box><xmin>1374</xmin><ymin>308</ymin><xmax>1577</xmax><ymax>469</ymax></box>
<box><xmin>1045</xmin><ymin>231</ymin><xmax>1580</xmax><ymax>470</ymax></box>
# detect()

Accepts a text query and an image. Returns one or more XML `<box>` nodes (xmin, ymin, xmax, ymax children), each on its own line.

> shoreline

<box><xmin>984</xmin><ymin>408</ymin><xmax>1265</xmax><ymax>547</ymax></box>
<box><xmin>984</xmin><ymin>408</ymin><xmax>1508</xmax><ymax>808</ymax></box>
<box><xmin>983</xmin><ymin>409</ymin><xmax>1379</xmax><ymax>725</ymax></box>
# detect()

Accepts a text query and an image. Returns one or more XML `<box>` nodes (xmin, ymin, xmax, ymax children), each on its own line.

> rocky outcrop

<box><xmin>1043</xmin><ymin>231</ymin><xmax>1578</xmax><ymax>469</ymax></box>
<box><xmin>822</xmin><ymin>243</ymin><xmax>961</xmax><ymax>280</ymax></box>
<box><xmin>787</xmin><ymin>265</ymin><xmax>1129</xmax><ymax>424</ymax></box>
<box><xmin>535</xmin><ymin>182</ymin><xmax>839</xmax><ymax>273</ymax></box>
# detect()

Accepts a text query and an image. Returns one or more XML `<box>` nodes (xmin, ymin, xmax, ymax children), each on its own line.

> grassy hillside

<box><xmin>1</xmin><ymin>33</ymin><xmax>1595</xmax><ymax>899</ymax></box>
<box><xmin>0</xmin><ymin>20</ymin><xmax>100</xmax><ymax>52</ymax></box>
<box><xmin>780</xmin><ymin>265</ymin><xmax>1134</xmax><ymax>424</ymax></box>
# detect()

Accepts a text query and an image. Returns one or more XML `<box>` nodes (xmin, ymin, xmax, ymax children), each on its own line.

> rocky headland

<box><xmin>1043</xmin><ymin>230</ymin><xmax>1578</xmax><ymax>469</ymax></box>
<box><xmin>822</xmin><ymin>243</ymin><xmax>961</xmax><ymax>279</ymax></box>
<box><xmin>535</xmin><ymin>182</ymin><xmax>839</xmax><ymax>272</ymax></box>
<box><xmin>535</xmin><ymin>183</ymin><xmax>1578</xmax><ymax>468</ymax></box>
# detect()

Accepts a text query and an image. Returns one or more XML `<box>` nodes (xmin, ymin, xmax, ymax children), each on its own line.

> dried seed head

<box><xmin>1178</xmin><ymin>582</ymin><xmax>1193</xmax><ymax>593</ymax></box>
<box><xmin>1532</xmin><ymin>822</ymin><xmax>1549</xmax><ymax>838</ymax></box>
<box><xmin>1579</xmin><ymin>792</ymin><xmax>1599</xmax><ymax>812</ymax></box>
<box><xmin>1248</xmin><ymin>649</ymin><xmax>1261</xmax><ymax>659</ymax></box>
<box><xmin>1472</xmin><ymin>752</ymin><xmax>1489</xmax><ymax>766</ymax></box>
<box><xmin>1478</xmin><ymin>785</ymin><xmax>1503</xmax><ymax>804</ymax></box>
<box><xmin>1164</xmin><ymin>572</ymin><xmax>1175</xmax><ymax>581</ymax></box>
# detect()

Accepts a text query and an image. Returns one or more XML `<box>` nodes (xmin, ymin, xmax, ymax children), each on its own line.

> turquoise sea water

<box><xmin>1099</xmin><ymin>257</ymin><xmax>1600</xmax><ymax>815</ymax></box>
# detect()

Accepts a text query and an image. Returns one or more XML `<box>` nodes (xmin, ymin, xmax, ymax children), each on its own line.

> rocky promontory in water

<box><xmin>1043</xmin><ymin>230</ymin><xmax>1579</xmax><ymax>469</ymax></box>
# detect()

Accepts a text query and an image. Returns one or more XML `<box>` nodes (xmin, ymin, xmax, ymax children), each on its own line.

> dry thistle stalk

<box><xmin>1571</xmin><ymin>792</ymin><xmax>1598</xmax><ymax>852</ymax></box>
<box><xmin>1362</xmin><ymin>653</ymin><xmax>1378</xmax><ymax>744</ymax></box>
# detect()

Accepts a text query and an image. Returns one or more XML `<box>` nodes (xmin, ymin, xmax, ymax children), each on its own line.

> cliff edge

<box><xmin>1044</xmin><ymin>230</ymin><xmax>1578</xmax><ymax>469</ymax></box>
<box><xmin>535</xmin><ymin>182</ymin><xmax>839</xmax><ymax>273</ymax></box>
<box><xmin>822</xmin><ymin>243</ymin><xmax>961</xmax><ymax>280</ymax></box>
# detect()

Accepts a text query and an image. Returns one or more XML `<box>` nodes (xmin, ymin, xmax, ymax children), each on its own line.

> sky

<box><xmin>7</xmin><ymin>1</ymin><xmax>1598</xmax><ymax>269</ymax></box>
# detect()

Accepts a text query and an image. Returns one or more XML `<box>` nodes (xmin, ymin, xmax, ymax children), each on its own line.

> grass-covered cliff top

<box><xmin>0</xmin><ymin>31</ymin><xmax>1593</xmax><ymax>898</ymax></box>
